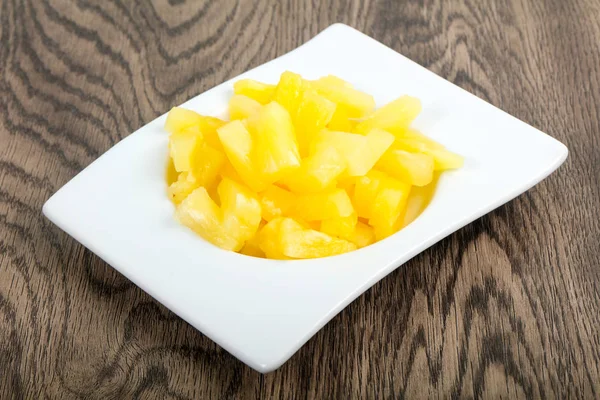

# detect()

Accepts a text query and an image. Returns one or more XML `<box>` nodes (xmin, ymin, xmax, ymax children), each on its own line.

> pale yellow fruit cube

<box><xmin>169</xmin><ymin>128</ymin><xmax>202</xmax><ymax>172</ymax></box>
<box><xmin>252</xmin><ymin>102</ymin><xmax>301</xmax><ymax>180</ymax></box>
<box><xmin>176</xmin><ymin>187</ymin><xmax>242</xmax><ymax>251</ymax></box>
<box><xmin>258</xmin><ymin>218</ymin><xmax>293</xmax><ymax>259</ymax></box>
<box><xmin>165</xmin><ymin>107</ymin><xmax>203</xmax><ymax>134</ymax></box>
<box><xmin>234</xmin><ymin>79</ymin><xmax>275</xmax><ymax>104</ymax></box>
<box><xmin>376</xmin><ymin>149</ymin><xmax>434</xmax><ymax>186</ymax></box>
<box><xmin>217</xmin><ymin>120</ymin><xmax>267</xmax><ymax>192</ymax></box>
<box><xmin>167</xmin><ymin>172</ymin><xmax>200</xmax><ymax>204</ymax></box>
<box><xmin>291</xmin><ymin>188</ymin><xmax>354</xmax><ymax>221</ymax></box>
<box><xmin>311</xmin><ymin>78</ymin><xmax>375</xmax><ymax>118</ymax></box>
<box><xmin>320</xmin><ymin>212</ymin><xmax>358</xmax><ymax>239</ymax></box>
<box><xmin>345</xmin><ymin>221</ymin><xmax>375</xmax><ymax>248</ymax></box>
<box><xmin>394</xmin><ymin>137</ymin><xmax>464</xmax><ymax>171</ymax></box>
<box><xmin>278</xmin><ymin>218</ymin><xmax>357</xmax><ymax>259</ymax></box>
<box><xmin>273</xmin><ymin>71</ymin><xmax>309</xmax><ymax>117</ymax></box>
<box><xmin>354</xmin><ymin>95</ymin><xmax>422</xmax><ymax>135</ymax></box>
<box><xmin>259</xmin><ymin>185</ymin><xmax>295</xmax><ymax>221</ymax></box>
<box><xmin>367</xmin><ymin>173</ymin><xmax>411</xmax><ymax>240</ymax></box>
<box><xmin>229</xmin><ymin>94</ymin><xmax>262</xmax><ymax>120</ymax></box>
<box><xmin>283</xmin><ymin>146</ymin><xmax>346</xmax><ymax>193</ymax></box>
<box><xmin>312</xmin><ymin>129</ymin><xmax>394</xmax><ymax>176</ymax></box>
<box><xmin>219</xmin><ymin>178</ymin><xmax>262</xmax><ymax>242</ymax></box>
<box><xmin>295</xmin><ymin>90</ymin><xmax>336</xmax><ymax>156</ymax></box>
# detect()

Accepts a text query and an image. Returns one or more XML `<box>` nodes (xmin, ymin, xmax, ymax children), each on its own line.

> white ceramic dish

<box><xmin>43</xmin><ymin>23</ymin><xmax>568</xmax><ymax>373</ymax></box>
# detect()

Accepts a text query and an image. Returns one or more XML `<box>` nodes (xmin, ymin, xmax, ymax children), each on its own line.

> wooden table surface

<box><xmin>1</xmin><ymin>0</ymin><xmax>599</xmax><ymax>398</ymax></box>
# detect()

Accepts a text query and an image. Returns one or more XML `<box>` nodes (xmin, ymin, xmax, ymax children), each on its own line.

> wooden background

<box><xmin>1</xmin><ymin>0</ymin><xmax>599</xmax><ymax>398</ymax></box>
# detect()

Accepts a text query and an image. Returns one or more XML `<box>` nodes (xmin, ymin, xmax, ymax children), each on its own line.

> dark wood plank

<box><xmin>1</xmin><ymin>0</ymin><xmax>598</xmax><ymax>398</ymax></box>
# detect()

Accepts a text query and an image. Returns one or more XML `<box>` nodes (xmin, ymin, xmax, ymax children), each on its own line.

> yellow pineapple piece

<box><xmin>167</xmin><ymin>172</ymin><xmax>200</xmax><ymax>204</ymax></box>
<box><xmin>273</xmin><ymin>71</ymin><xmax>308</xmax><ymax>117</ymax></box>
<box><xmin>220</xmin><ymin>159</ymin><xmax>244</xmax><ymax>184</ymax></box>
<box><xmin>353</xmin><ymin>170</ymin><xmax>387</xmax><ymax>219</ymax></box>
<box><xmin>252</xmin><ymin>102</ymin><xmax>301</xmax><ymax>180</ymax></box>
<box><xmin>169</xmin><ymin>128</ymin><xmax>203</xmax><ymax>172</ymax></box>
<box><xmin>229</xmin><ymin>94</ymin><xmax>262</xmax><ymax>120</ymax></box>
<box><xmin>312</xmin><ymin>129</ymin><xmax>394</xmax><ymax>176</ymax></box>
<box><xmin>311</xmin><ymin>75</ymin><xmax>353</xmax><ymax>89</ymax></box>
<box><xmin>240</xmin><ymin>226</ymin><xmax>266</xmax><ymax>258</ymax></box>
<box><xmin>354</xmin><ymin>96</ymin><xmax>422</xmax><ymax>135</ymax></box>
<box><xmin>233</xmin><ymin>79</ymin><xmax>275</xmax><ymax>104</ymax></box>
<box><xmin>278</xmin><ymin>218</ymin><xmax>357</xmax><ymax>259</ymax></box>
<box><xmin>291</xmin><ymin>188</ymin><xmax>354</xmax><ymax>221</ymax></box>
<box><xmin>311</xmin><ymin>78</ymin><xmax>375</xmax><ymax>118</ymax></box>
<box><xmin>367</xmin><ymin>173</ymin><xmax>411</xmax><ymax>240</ymax></box>
<box><xmin>165</xmin><ymin>107</ymin><xmax>203</xmax><ymax>134</ymax></box>
<box><xmin>326</xmin><ymin>106</ymin><xmax>358</xmax><ymax>132</ymax></box>
<box><xmin>258</xmin><ymin>218</ymin><xmax>293</xmax><ymax>259</ymax></box>
<box><xmin>176</xmin><ymin>187</ymin><xmax>242</xmax><ymax>251</ymax></box>
<box><xmin>376</xmin><ymin>149</ymin><xmax>434</xmax><ymax>186</ymax></box>
<box><xmin>217</xmin><ymin>120</ymin><xmax>267</xmax><ymax>192</ymax></box>
<box><xmin>320</xmin><ymin>212</ymin><xmax>357</xmax><ymax>239</ymax></box>
<box><xmin>294</xmin><ymin>90</ymin><xmax>336</xmax><ymax>156</ymax></box>
<box><xmin>398</xmin><ymin>175</ymin><xmax>438</xmax><ymax>229</ymax></box>
<box><xmin>218</xmin><ymin>178</ymin><xmax>262</xmax><ymax>242</ymax></box>
<box><xmin>191</xmin><ymin>144</ymin><xmax>226</xmax><ymax>188</ymax></box>
<box><xmin>345</xmin><ymin>221</ymin><xmax>375</xmax><ymax>248</ymax></box>
<box><xmin>283</xmin><ymin>146</ymin><xmax>346</xmax><ymax>193</ymax></box>
<box><xmin>196</xmin><ymin>116</ymin><xmax>226</xmax><ymax>151</ymax></box>
<box><xmin>398</xmin><ymin>129</ymin><xmax>445</xmax><ymax>149</ymax></box>
<box><xmin>394</xmin><ymin>136</ymin><xmax>463</xmax><ymax>171</ymax></box>
<box><xmin>427</xmin><ymin>148</ymin><xmax>464</xmax><ymax>170</ymax></box>
<box><xmin>259</xmin><ymin>185</ymin><xmax>295</xmax><ymax>221</ymax></box>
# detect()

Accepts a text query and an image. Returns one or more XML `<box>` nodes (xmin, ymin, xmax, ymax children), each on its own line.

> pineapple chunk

<box><xmin>353</xmin><ymin>170</ymin><xmax>387</xmax><ymax>219</ymax></box>
<box><xmin>219</xmin><ymin>178</ymin><xmax>262</xmax><ymax>242</ymax></box>
<box><xmin>278</xmin><ymin>218</ymin><xmax>357</xmax><ymax>259</ymax></box>
<box><xmin>217</xmin><ymin>120</ymin><xmax>267</xmax><ymax>192</ymax></box>
<box><xmin>291</xmin><ymin>188</ymin><xmax>354</xmax><ymax>221</ymax></box>
<box><xmin>167</xmin><ymin>172</ymin><xmax>200</xmax><ymax>204</ymax></box>
<box><xmin>376</xmin><ymin>149</ymin><xmax>434</xmax><ymax>186</ymax></box>
<box><xmin>311</xmin><ymin>75</ymin><xmax>353</xmax><ymax>89</ymax></box>
<box><xmin>283</xmin><ymin>146</ymin><xmax>346</xmax><ymax>193</ymax></box>
<box><xmin>258</xmin><ymin>218</ymin><xmax>293</xmax><ymax>259</ymax></box>
<box><xmin>192</xmin><ymin>144</ymin><xmax>226</xmax><ymax>187</ymax></box>
<box><xmin>320</xmin><ymin>212</ymin><xmax>358</xmax><ymax>238</ymax></box>
<box><xmin>394</xmin><ymin>137</ymin><xmax>464</xmax><ymax>170</ymax></box>
<box><xmin>354</xmin><ymin>96</ymin><xmax>422</xmax><ymax>135</ymax></box>
<box><xmin>398</xmin><ymin>129</ymin><xmax>445</xmax><ymax>149</ymax></box>
<box><xmin>346</xmin><ymin>221</ymin><xmax>376</xmax><ymax>248</ymax></box>
<box><xmin>311</xmin><ymin>79</ymin><xmax>375</xmax><ymax>118</ymax></box>
<box><xmin>233</xmin><ymin>79</ymin><xmax>275</xmax><ymax>104</ymax></box>
<box><xmin>366</xmin><ymin>173</ymin><xmax>411</xmax><ymax>240</ymax></box>
<box><xmin>196</xmin><ymin>116</ymin><xmax>226</xmax><ymax>151</ymax></box>
<box><xmin>169</xmin><ymin>128</ymin><xmax>203</xmax><ymax>172</ymax></box>
<box><xmin>353</xmin><ymin>169</ymin><xmax>410</xmax><ymax>229</ymax></box>
<box><xmin>259</xmin><ymin>185</ymin><xmax>295</xmax><ymax>221</ymax></box>
<box><xmin>229</xmin><ymin>94</ymin><xmax>261</xmax><ymax>120</ymax></box>
<box><xmin>273</xmin><ymin>71</ymin><xmax>308</xmax><ymax>117</ymax></box>
<box><xmin>399</xmin><ymin>175</ymin><xmax>438</xmax><ymax>229</ymax></box>
<box><xmin>326</xmin><ymin>106</ymin><xmax>358</xmax><ymax>132</ymax></box>
<box><xmin>240</xmin><ymin>225</ymin><xmax>266</xmax><ymax>258</ymax></box>
<box><xmin>176</xmin><ymin>187</ymin><xmax>242</xmax><ymax>251</ymax></box>
<box><xmin>252</xmin><ymin>102</ymin><xmax>301</xmax><ymax>179</ymax></box>
<box><xmin>165</xmin><ymin>108</ymin><xmax>225</xmax><ymax>151</ymax></box>
<box><xmin>295</xmin><ymin>90</ymin><xmax>336</xmax><ymax>156</ymax></box>
<box><xmin>312</xmin><ymin>129</ymin><xmax>394</xmax><ymax>176</ymax></box>
<box><xmin>165</xmin><ymin>107</ymin><xmax>203</xmax><ymax>134</ymax></box>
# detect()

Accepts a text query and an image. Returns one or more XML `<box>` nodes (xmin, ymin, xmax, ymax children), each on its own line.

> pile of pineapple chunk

<box><xmin>165</xmin><ymin>72</ymin><xmax>463</xmax><ymax>259</ymax></box>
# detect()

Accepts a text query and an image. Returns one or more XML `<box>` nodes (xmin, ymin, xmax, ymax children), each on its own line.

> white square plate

<box><xmin>43</xmin><ymin>23</ymin><xmax>568</xmax><ymax>373</ymax></box>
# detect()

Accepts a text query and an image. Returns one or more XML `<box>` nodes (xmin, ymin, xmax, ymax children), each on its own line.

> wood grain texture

<box><xmin>1</xmin><ymin>0</ymin><xmax>599</xmax><ymax>398</ymax></box>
